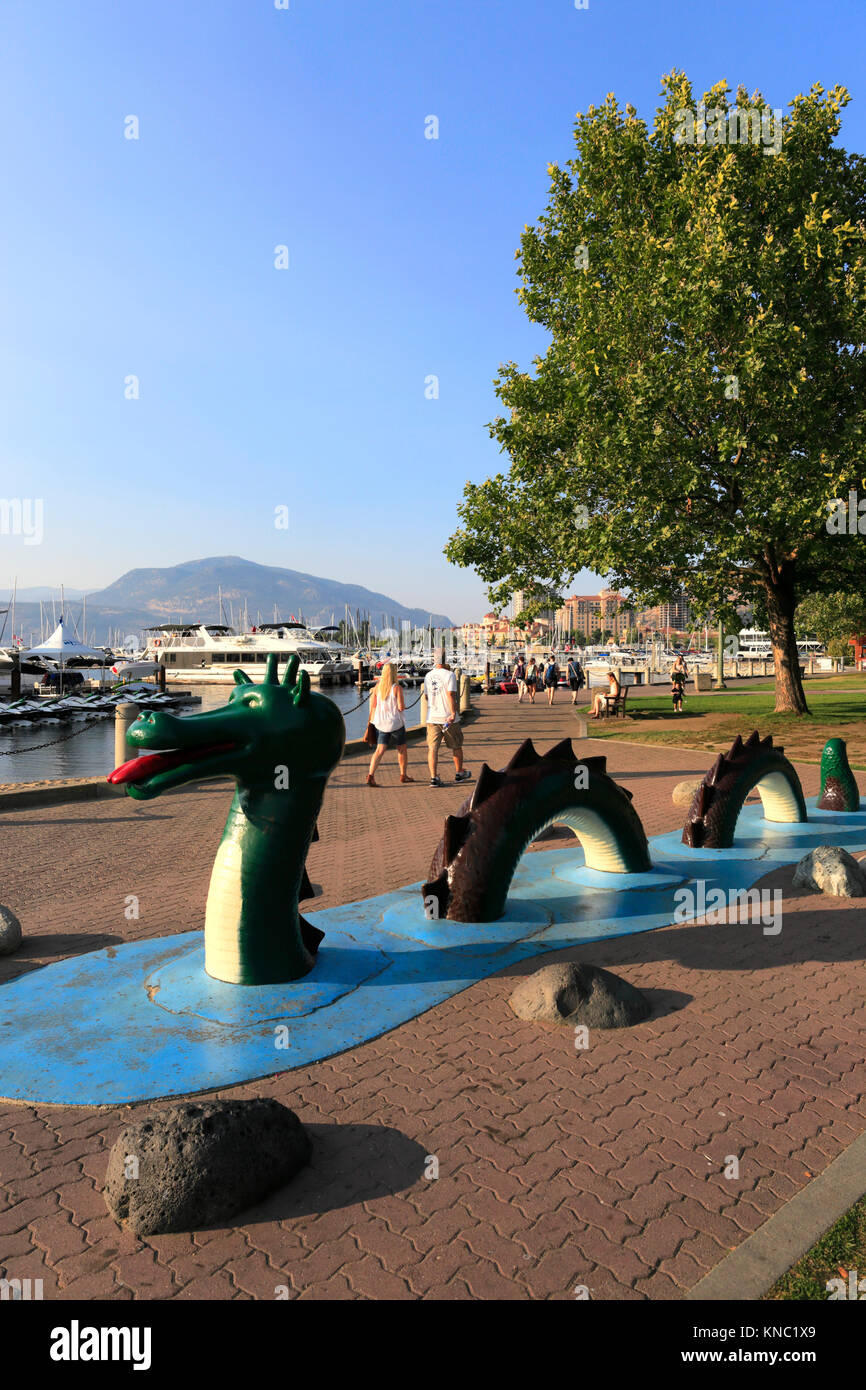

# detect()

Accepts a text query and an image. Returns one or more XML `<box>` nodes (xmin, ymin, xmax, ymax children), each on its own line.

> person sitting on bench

<box><xmin>591</xmin><ymin>670</ymin><xmax>620</xmax><ymax>719</ymax></box>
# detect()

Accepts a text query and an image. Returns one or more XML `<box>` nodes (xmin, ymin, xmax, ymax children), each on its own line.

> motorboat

<box><xmin>142</xmin><ymin>623</ymin><xmax>353</xmax><ymax>685</ymax></box>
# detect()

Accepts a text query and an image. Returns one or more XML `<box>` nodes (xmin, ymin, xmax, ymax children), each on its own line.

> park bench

<box><xmin>602</xmin><ymin>685</ymin><xmax>629</xmax><ymax>718</ymax></box>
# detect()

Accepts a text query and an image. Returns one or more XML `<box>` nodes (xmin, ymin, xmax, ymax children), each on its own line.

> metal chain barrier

<box><xmin>0</xmin><ymin>716</ymin><xmax>106</xmax><ymax>755</ymax></box>
<box><xmin>0</xmin><ymin>683</ymin><xmax>426</xmax><ymax>758</ymax></box>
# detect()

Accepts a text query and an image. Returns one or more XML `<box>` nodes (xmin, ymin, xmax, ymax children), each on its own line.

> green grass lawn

<box><xmin>763</xmin><ymin>1197</ymin><xmax>866</xmax><ymax>1300</ymax></box>
<box><xmin>586</xmin><ymin>683</ymin><xmax>866</xmax><ymax>765</ymax></box>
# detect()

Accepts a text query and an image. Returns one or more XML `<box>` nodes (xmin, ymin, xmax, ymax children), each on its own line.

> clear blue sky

<box><xmin>2</xmin><ymin>0</ymin><xmax>864</xmax><ymax>623</ymax></box>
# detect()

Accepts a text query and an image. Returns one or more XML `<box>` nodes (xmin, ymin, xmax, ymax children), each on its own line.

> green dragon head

<box><xmin>110</xmin><ymin>654</ymin><xmax>346</xmax><ymax>801</ymax></box>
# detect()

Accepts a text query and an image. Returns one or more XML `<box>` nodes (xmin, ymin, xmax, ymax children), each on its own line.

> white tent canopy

<box><xmin>21</xmin><ymin>618</ymin><xmax>106</xmax><ymax>663</ymax></box>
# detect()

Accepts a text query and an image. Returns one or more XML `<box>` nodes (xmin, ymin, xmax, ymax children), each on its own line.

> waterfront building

<box><xmin>556</xmin><ymin>589</ymin><xmax>635</xmax><ymax>641</ymax></box>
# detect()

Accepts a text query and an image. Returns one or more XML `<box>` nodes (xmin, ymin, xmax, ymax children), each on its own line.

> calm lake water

<box><xmin>0</xmin><ymin>682</ymin><xmax>411</xmax><ymax>785</ymax></box>
<box><xmin>0</xmin><ymin>671</ymin><xmax>676</xmax><ymax>785</ymax></box>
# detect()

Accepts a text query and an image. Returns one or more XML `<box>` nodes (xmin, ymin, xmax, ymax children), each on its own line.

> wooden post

<box><xmin>485</xmin><ymin>659</ymin><xmax>491</xmax><ymax>693</ymax></box>
<box><xmin>114</xmin><ymin>703</ymin><xmax>140</xmax><ymax>770</ymax></box>
<box><xmin>10</xmin><ymin>651</ymin><xmax>21</xmax><ymax>699</ymax></box>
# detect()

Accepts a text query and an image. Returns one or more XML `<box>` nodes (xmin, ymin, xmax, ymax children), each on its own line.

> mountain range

<box><xmin>3</xmin><ymin>557</ymin><xmax>455</xmax><ymax>644</ymax></box>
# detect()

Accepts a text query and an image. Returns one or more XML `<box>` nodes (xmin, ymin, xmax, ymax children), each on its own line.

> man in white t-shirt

<box><xmin>423</xmin><ymin>651</ymin><xmax>472</xmax><ymax>788</ymax></box>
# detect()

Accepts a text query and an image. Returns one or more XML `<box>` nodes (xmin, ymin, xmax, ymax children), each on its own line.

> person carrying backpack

<box><xmin>566</xmin><ymin>655</ymin><xmax>584</xmax><ymax>705</ymax></box>
<box><xmin>544</xmin><ymin>656</ymin><xmax>559</xmax><ymax>705</ymax></box>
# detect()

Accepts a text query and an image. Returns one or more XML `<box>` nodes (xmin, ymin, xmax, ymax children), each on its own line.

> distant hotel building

<box><xmin>556</xmin><ymin>590</ymin><xmax>634</xmax><ymax>640</ymax></box>
<box><xmin>637</xmin><ymin>595</ymin><xmax>693</xmax><ymax>636</ymax></box>
<box><xmin>555</xmin><ymin>590</ymin><xmax>693</xmax><ymax>641</ymax></box>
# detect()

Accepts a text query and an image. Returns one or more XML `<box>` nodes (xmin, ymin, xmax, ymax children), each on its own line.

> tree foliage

<box><xmin>796</xmin><ymin>589</ymin><xmax>866</xmax><ymax>659</ymax></box>
<box><xmin>446</xmin><ymin>73</ymin><xmax>866</xmax><ymax>711</ymax></box>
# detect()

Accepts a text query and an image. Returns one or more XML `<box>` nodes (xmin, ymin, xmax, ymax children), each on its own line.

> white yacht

<box><xmin>142</xmin><ymin>623</ymin><xmax>353</xmax><ymax>684</ymax></box>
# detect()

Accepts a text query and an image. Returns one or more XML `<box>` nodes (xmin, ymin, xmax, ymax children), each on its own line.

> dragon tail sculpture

<box><xmin>816</xmin><ymin>737</ymin><xmax>860</xmax><ymax>812</ymax></box>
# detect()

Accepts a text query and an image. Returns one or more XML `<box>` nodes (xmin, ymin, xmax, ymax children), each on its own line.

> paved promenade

<box><xmin>0</xmin><ymin>695</ymin><xmax>863</xmax><ymax>1300</ymax></box>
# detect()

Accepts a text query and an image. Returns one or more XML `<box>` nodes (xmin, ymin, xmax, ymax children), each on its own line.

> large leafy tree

<box><xmin>796</xmin><ymin>590</ymin><xmax>866</xmax><ymax>661</ymax></box>
<box><xmin>446</xmin><ymin>73</ymin><xmax>866</xmax><ymax>712</ymax></box>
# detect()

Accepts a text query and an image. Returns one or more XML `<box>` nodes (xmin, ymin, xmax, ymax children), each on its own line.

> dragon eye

<box><xmin>243</xmin><ymin>696</ymin><xmax>262</xmax><ymax>707</ymax></box>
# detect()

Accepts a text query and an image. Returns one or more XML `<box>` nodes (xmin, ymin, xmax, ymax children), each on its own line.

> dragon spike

<box><xmin>233</xmin><ymin>670</ymin><xmax>253</xmax><ymax>686</ymax></box>
<box><xmin>265</xmin><ymin>653</ymin><xmax>280</xmax><ymax>685</ymax></box>
<box><xmin>729</xmin><ymin>734</ymin><xmax>745</xmax><ymax>759</ymax></box>
<box><xmin>706</xmin><ymin>754</ymin><xmax>727</xmax><ymax>786</ymax></box>
<box><xmin>616</xmin><ymin>784</ymin><xmax>634</xmax><ymax>801</ymax></box>
<box><xmin>505</xmin><ymin>739</ymin><xmax>540</xmax><ymax>771</ymax></box>
<box><xmin>281</xmin><ymin>653</ymin><xmax>300</xmax><ymax>689</ymax></box>
<box><xmin>760</xmin><ymin>734</ymin><xmax>773</xmax><ymax>750</ymax></box>
<box><xmin>542</xmin><ymin>738</ymin><xmax>577</xmax><ymax>765</ymax></box>
<box><xmin>293</xmin><ymin>670</ymin><xmax>311</xmax><ymax>707</ymax></box>
<box><xmin>581</xmin><ymin>755</ymin><xmax>608</xmax><ymax>776</ymax></box>
<box><xmin>443</xmin><ymin>814</ymin><xmax>471</xmax><ymax>865</ymax></box>
<box><xmin>693</xmin><ymin>782</ymin><xmax>713</xmax><ymax>818</ymax></box>
<box><xmin>471</xmin><ymin>764</ymin><xmax>506</xmax><ymax>809</ymax></box>
<box><xmin>299</xmin><ymin>866</ymin><xmax>314</xmax><ymax>900</ymax></box>
<box><xmin>744</xmin><ymin>730</ymin><xmax>761</xmax><ymax>750</ymax></box>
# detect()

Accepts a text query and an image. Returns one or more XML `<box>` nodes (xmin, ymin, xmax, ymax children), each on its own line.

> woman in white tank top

<box><xmin>367</xmin><ymin>663</ymin><xmax>413</xmax><ymax>787</ymax></box>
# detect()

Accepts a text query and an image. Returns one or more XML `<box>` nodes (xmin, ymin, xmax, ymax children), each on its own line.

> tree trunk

<box><xmin>764</xmin><ymin>576</ymin><xmax>809</xmax><ymax>714</ymax></box>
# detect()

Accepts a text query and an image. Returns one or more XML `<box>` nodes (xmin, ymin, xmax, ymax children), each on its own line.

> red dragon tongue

<box><xmin>107</xmin><ymin>743</ymin><xmax>235</xmax><ymax>786</ymax></box>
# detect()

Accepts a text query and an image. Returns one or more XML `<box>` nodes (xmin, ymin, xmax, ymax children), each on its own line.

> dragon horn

<box><xmin>233</xmin><ymin>670</ymin><xmax>253</xmax><ymax>685</ymax></box>
<box><xmin>265</xmin><ymin>653</ymin><xmax>280</xmax><ymax>684</ymax></box>
<box><xmin>281</xmin><ymin>654</ymin><xmax>300</xmax><ymax>688</ymax></box>
<box><xmin>293</xmin><ymin>670</ymin><xmax>311</xmax><ymax>707</ymax></box>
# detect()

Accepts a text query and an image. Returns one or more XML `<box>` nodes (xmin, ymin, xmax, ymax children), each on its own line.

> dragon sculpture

<box><xmin>109</xmin><ymin>654</ymin><xmax>345</xmax><ymax>985</ymax></box>
<box><xmin>816</xmin><ymin>737</ymin><xmax>861</xmax><ymax>812</ymax></box>
<box><xmin>422</xmin><ymin>738</ymin><xmax>651</xmax><ymax>922</ymax></box>
<box><xmin>681</xmin><ymin>730</ymin><xmax>807</xmax><ymax>849</ymax></box>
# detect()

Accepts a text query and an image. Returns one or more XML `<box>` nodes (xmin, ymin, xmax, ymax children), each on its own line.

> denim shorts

<box><xmin>376</xmin><ymin>726</ymin><xmax>406</xmax><ymax>747</ymax></box>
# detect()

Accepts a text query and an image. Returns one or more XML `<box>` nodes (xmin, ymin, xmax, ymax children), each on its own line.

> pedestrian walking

<box><xmin>671</xmin><ymin>653</ymin><xmax>688</xmax><ymax>714</ymax></box>
<box><xmin>514</xmin><ymin>656</ymin><xmax>527</xmax><ymax>703</ymax></box>
<box><xmin>566</xmin><ymin>654</ymin><xmax>584</xmax><ymax>705</ymax></box>
<box><xmin>544</xmin><ymin>655</ymin><xmax>559</xmax><ymax>705</ymax></box>
<box><xmin>366</xmin><ymin>662</ymin><xmax>413</xmax><ymax>786</ymax></box>
<box><xmin>524</xmin><ymin>657</ymin><xmax>539</xmax><ymax>704</ymax></box>
<box><xmin>424</xmin><ymin>651</ymin><xmax>473</xmax><ymax>788</ymax></box>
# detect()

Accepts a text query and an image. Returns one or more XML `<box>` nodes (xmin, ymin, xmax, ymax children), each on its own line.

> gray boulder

<box><xmin>792</xmin><ymin>846</ymin><xmax>866</xmax><ymax>899</ymax></box>
<box><xmin>508</xmin><ymin>961</ymin><xmax>651</xmax><ymax>1029</ymax></box>
<box><xmin>673</xmin><ymin>778</ymin><xmax>703</xmax><ymax>807</ymax></box>
<box><xmin>0</xmin><ymin>905</ymin><xmax>22</xmax><ymax>955</ymax></box>
<box><xmin>104</xmin><ymin>1098</ymin><xmax>310</xmax><ymax>1236</ymax></box>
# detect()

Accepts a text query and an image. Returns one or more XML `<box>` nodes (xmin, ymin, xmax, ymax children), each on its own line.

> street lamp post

<box><xmin>715</xmin><ymin>621</ymin><xmax>727</xmax><ymax>689</ymax></box>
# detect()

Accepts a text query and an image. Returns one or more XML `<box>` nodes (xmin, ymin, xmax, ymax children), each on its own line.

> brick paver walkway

<box><xmin>0</xmin><ymin>695</ymin><xmax>863</xmax><ymax>1300</ymax></box>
